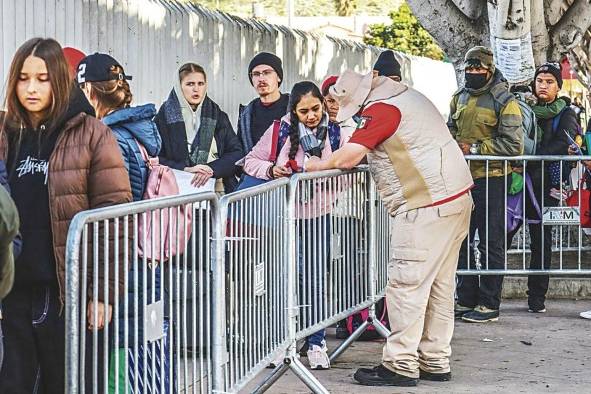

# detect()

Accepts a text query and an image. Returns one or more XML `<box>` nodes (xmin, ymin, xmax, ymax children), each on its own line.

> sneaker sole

<box><xmin>528</xmin><ymin>309</ymin><xmax>546</xmax><ymax>313</ymax></box>
<box><xmin>353</xmin><ymin>375</ymin><xmax>418</xmax><ymax>387</ymax></box>
<box><xmin>461</xmin><ymin>316</ymin><xmax>499</xmax><ymax>323</ymax></box>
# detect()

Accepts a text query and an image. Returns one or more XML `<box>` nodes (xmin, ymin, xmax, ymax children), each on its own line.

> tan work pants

<box><xmin>382</xmin><ymin>193</ymin><xmax>472</xmax><ymax>378</ymax></box>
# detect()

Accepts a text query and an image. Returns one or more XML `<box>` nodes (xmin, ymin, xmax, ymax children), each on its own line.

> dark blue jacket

<box><xmin>103</xmin><ymin>105</ymin><xmax>162</xmax><ymax>201</ymax></box>
<box><xmin>0</xmin><ymin>160</ymin><xmax>22</xmax><ymax>258</ymax></box>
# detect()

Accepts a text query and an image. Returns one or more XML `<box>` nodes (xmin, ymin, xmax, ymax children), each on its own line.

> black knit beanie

<box><xmin>535</xmin><ymin>62</ymin><xmax>563</xmax><ymax>89</ymax></box>
<box><xmin>373</xmin><ymin>50</ymin><xmax>401</xmax><ymax>79</ymax></box>
<box><xmin>248</xmin><ymin>52</ymin><xmax>283</xmax><ymax>86</ymax></box>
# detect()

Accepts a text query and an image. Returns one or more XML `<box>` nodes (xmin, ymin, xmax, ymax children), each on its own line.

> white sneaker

<box><xmin>307</xmin><ymin>344</ymin><xmax>330</xmax><ymax>370</ymax></box>
<box><xmin>580</xmin><ymin>310</ymin><xmax>591</xmax><ymax>319</ymax></box>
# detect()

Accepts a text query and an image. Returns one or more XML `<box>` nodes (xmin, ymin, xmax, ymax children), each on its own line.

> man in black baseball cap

<box><xmin>76</xmin><ymin>52</ymin><xmax>133</xmax><ymax>84</ymax></box>
<box><xmin>237</xmin><ymin>52</ymin><xmax>289</xmax><ymax>154</ymax></box>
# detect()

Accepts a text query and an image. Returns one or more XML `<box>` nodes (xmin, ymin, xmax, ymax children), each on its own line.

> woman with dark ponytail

<box><xmin>244</xmin><ymin>81</ymin><xmax>345</xmax><ymax>369</ymax></box>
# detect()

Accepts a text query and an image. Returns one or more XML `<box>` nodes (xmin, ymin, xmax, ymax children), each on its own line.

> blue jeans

<box><xmin>298</xmin><ymin>216</ymin><xmax>331</xmax><ymax>347</ymax></box>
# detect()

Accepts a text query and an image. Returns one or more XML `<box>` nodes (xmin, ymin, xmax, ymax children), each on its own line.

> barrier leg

<box><xmin>328</xmin><ymin>319</ymin><xmax>370</xmax><ymax>362</ymax></box>
<box><xmin>289</xmin><ymin>357</ymin><xmax>330</xmax><ymax>394</ymax></box>
<box><xmin>371</xmin><ymin>317</ymin><xmax>391</xmax><ymax>338</ymax></box>
<box><xmin>251</xmin><ymin>362</ymin><xmax>290</xmax><ymax>394</ymax></box>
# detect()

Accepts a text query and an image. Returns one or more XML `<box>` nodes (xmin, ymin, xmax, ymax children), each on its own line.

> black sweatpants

<box><xmin>457</xmin><ymin>176</ymin><xmax>508</xmax><ymax>310</ymax></box>
<box><xmin>0</xmin><ymin>283</ymin><xmax>104</xmax><ymax>393</ymax></box>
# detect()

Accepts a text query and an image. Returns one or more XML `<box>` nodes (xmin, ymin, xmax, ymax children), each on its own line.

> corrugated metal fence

<box><xmin>0</xmin><ymin>0</ymin><xmax>458</xmax><ymax>124</ymax></box>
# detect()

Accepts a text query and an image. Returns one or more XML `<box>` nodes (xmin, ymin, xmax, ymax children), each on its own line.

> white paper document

<box><xmin>172</xmin><ymin>169</ymin><xmax>215</xmax><ymax>195</ymax></box>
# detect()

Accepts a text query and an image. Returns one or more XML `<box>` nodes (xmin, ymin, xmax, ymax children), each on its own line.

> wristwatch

<box><xmin>469</xmin><ymin>143</ymin><xmax>480</xmax><ymax>155</ymax></box>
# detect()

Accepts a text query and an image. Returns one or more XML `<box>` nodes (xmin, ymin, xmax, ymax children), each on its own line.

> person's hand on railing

<box><xmin>458</xmin><ymin>142</ymin><xmax>471</xmax><ymax>155</ymax></box>
<box><xmin>87</xmin><ymin>300</ymin><xmax>113</xmax><ymax>331</ymax></box>
<box><xmin>185</xmin><ymin>164</ymin><xmax>214</xmax><ymax>187</ymax></box>
<box><xmin>568</xmin><ymin>145</ymin><xmax>591</xmax><ymax>170</ymax></box>
<box><xmin>271</xmin><ymin>165</ymin><xmax>292</xmax><ymax>179</ymax></box>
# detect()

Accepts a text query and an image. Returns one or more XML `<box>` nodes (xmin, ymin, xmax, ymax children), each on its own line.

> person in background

<box><xmin>155</xmin><ymin>62</ymin><xmax>243</xmax><ymax>193</ymax></box>
<box><xmin>237</xmin><ymin>52</ymin><xmax>289</xmax><ymax>156</ymax></box>
<box><xmin>306</xmin><ymin>69</ymin><xmax>473</xmax><ymax>386</ymax></box>
<box><xmin>77</xmin><ymin>52</ymin><xmax>161</xmax><ymax>201</ymax></box>
<box><xmin>0</xmin><ymin>37</ymin><xmax>131</xmax><ymax>393</ymax></box>
<box><xmin>62</xmin><ymin>46</ymin><xmax>96</xmax><ymax>117</ymax></box>
<box><xmin>77</xmin><ymin>52</ymin><xmax>174</xmax><ymax>391</ymax></box>
<box><xmin>244</xmin><ymin>81</ymin><xmax>345</xmax><ymax>370</ymax></box>
<box><xmin>524</xmin><ymin>62</ymin><xmax>579</xmax><ymax>313</ymax></box>
<box><xmin>449</xmin><ymin>46</ymin><xmax>523</xmax><ymax>323</ymax></box>
<box><xmin>320</xmin><ymin>74</ymin><xmax>357</xmax><ymax>342</ymax></box>
<box><xmin>0</xmin><ymin>164</ymin><xmax>20</xmax><ymax>371</ymax></box>
<box><xmin>373</xmin><ymin>50</ymin><xmax>402</xmax><ymax>82</ymax></box>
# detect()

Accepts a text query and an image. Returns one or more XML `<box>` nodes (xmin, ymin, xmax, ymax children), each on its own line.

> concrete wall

<box><xmin>0</xmin><ymin>0</ymin><xmax>458</xmax><ymax>124</ymax></box>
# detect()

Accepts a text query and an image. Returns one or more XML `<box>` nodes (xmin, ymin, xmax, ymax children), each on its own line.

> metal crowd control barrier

<box><xmin>460</xmin><ymin>155</ymin><xmax>591</xmax><ymax>276</ymax></box>
<box><xmin>240</xmin><ymin>169</ymin><xmax>391</xmax><ymax>394</ymax></box>
<box><xmin>65</xmin><ymin>192</ymin><xmax>218</xmax><ymax>394</ymax></box>
<box><xmin>211</xmin><ymin>178</ymin><xmax>291</xmax><ymax>392</ymax></box>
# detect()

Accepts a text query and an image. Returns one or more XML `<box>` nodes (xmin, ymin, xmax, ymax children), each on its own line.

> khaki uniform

<box><xmin>361</xmin><ymin>78</ymin><xmax>473</xmax><ymax>378</ymax></box>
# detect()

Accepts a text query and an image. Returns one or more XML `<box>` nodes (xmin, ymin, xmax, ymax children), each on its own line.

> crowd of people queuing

<box><xmin>0</xmin><ymin>35</ymin><xmax>589</xmax><ymax>391</ymax></box>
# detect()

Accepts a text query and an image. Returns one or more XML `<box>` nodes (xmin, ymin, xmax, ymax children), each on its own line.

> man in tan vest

<box><xmin>306</xmin><ymin>70</ymin><xmax>473</xmax><ymax>386</ymax></box>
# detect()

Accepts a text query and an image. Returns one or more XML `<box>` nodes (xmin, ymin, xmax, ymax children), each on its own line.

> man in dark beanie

<box><xmin>516</xmin><ymin>62</ymin><xmax>578</xmax><ymax>314</ymax></box>
<box><xmin>449</xmin><ymin>45</ymin><xmax>523</xmax><ymax>324</ymax></box>
<box><xmin>373</xmin><ymin>50</ymin><xmax>402</xmax><ymax>82</ymax></box>
<box><xmin>237</xmin><ymin>52</ymin><xmax>289</xmax><ymax>155</ymax></box>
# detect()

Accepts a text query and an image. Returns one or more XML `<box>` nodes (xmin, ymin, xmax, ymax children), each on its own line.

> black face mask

<box><xmin>465</xmin><ymin>73</ymin><xmax>489</xmax><ymax>90</ymax></box>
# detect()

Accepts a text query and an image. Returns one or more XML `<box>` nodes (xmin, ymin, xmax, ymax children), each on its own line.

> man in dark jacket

<box><xmin>522</xmin><ymin>62</ymin><xmax>580</xmax><ymax>313</ymax></box>
<box><xmin>237</xmin><ymin>52</ymin><xmax>289</xmax><ymax>155</ymax></box>
<box><xmin>449</xmin><ymin>46</ymin><xmax>524</xmax><ymax>323</ymax></box>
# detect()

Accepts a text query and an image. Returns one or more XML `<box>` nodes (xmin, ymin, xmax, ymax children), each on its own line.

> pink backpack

<box><xmin>136</xmin><ymin>142</ymin><xmax>193</xmax><ymax>262</ymax></box>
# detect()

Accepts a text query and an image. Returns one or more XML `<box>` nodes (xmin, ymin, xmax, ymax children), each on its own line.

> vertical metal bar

<box><xmin>113</xmin><ymin>217</ymin><xmax>120</xmax><ymax>394</ymax></box>
<box><xmin>65</xmin><ymin>219</ymin><xmax>84</xmax><ymax>394</ymax></box>
<box><xmin>210</xmin><ymin>200</ymin><xmax>228</xmax><ymax>392</ymax></box>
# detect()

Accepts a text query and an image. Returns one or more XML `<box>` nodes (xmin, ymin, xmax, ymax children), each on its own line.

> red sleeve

<box><xmin>348</xmin><ymin>103</ymin><xmax>402</xmax><ymax>149</ymax></box>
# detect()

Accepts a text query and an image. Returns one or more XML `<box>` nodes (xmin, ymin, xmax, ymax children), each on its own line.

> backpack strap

<box><xmin>268</xmin><ymin>120</ymin><xmax>282</xmax><ymax>163</ymax></box>
<box><xmin>552</xmin><ymin>108</ymin><xmax>566</xmax><ymax>134</ymax></box>
<box><xmin>133</xmin><ymin>137</ymin><xmax>159</xmax><ymax>169</ymax></box>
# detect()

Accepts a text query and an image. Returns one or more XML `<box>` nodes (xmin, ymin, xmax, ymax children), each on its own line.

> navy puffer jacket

<box><xmin>103</xmin><ymin>104</ymin><xmax>162</xmax><ymax>201</ymax></box>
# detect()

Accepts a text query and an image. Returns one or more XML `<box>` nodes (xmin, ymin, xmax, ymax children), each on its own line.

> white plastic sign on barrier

<box><xmin>543</xmin><ymin>207</ymin><xmax>580</xmax><ymax>225</ymax></box>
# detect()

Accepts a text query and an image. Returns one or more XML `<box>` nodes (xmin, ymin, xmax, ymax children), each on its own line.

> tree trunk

<box><xmin>406</xmin><ymin>0</ymin><xmax>490</xmax><ymax>82</ymax></box>
<box><xmin>408</xmin><ymin>0</ymin><xmax>591</xmax><ymax>85</ymax></box>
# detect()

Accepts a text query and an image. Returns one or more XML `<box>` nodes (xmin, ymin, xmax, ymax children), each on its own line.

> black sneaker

<box><xmin>461</xmin><ymin>305</ymin><xmax>499</xmax><ymax>323</ymax></box>
<box><xmin>454</xmin><ymin>304</ymin><xmax>473</xmax><ymax>319</ymax></box>
<box><xmin>419</xmin><ymin>369</ymin><xmax>452</xmax><ymax>381</ymax></box>
<box><xmin>354</xmin><ymin>365</ymin><xmax>418</xmax><ymax>387</ymax></box>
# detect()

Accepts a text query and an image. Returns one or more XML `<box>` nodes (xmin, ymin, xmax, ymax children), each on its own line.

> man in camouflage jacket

<box><xmin>448</xmin><ymin>46</ymin><xmax>523</xmax><ymax>323</ymax></box>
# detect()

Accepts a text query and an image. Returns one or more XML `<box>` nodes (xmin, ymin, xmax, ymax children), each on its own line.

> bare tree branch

<box><xmin>543</xmin><ymin>0</ymin><xmax>564</xmax><ymax>26</ymax></box>
<box><xmin>550</xmin><ymin>0</ymin><xmax>591</xmax><ymax>59</ymax></box>
<box><xmin>531</xmin><ymin>0</ymin><xmax>551</xmax><ymax>64</ymax></box>
<box><xmin>450</xmin><ymin>0</ymin><xmax>487</xmax><ymax>20</ymax></box>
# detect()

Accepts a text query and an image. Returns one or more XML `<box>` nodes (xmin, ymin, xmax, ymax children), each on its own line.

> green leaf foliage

<box><xmin>364</xmin><ymin>3</ymin><xmax>444</xmax><ymax>60</ymax></box>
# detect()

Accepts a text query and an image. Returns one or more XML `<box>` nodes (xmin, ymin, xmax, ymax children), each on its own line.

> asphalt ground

<box><xmin>246</xmin><ymin>299</ymin><xmax>591</xmax><ymax>393</ymax></box>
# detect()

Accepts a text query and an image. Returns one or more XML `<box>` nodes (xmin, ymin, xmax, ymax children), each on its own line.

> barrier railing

<box><xmin>64</xmin><ymin>158</ymin><xmax>591</xmax><ymax>393</ymax></box>
<box><xmin>65</xmin><ymin>193</ymin><xmax>218</xmax><ymax>394</ymax></box>
<box><xmin>460</xmin><ymin>155</ymin><xmax>591</xmax><ymax>275</ymax></box>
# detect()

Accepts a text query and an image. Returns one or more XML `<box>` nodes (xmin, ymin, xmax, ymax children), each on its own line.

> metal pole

<box><xmin>286</xmin><ymin>0</ymin><xmax>294</xmax><ymax>27</ymax></box>
<box><xmin>211</xmin><ymin>199</ymin><xmax>228</xmax><ymax>392</ymax></box>
<box><xmin>65</xmin><ymin>215</ymin><xmax>85</xmax><ymax>394</ymax></box>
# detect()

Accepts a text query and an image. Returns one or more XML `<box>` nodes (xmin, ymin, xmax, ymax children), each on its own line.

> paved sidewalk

<box><xmin>247</xmin><ymin>300</ymin><xmax>591</xmax><ymax>393</ymax></box>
